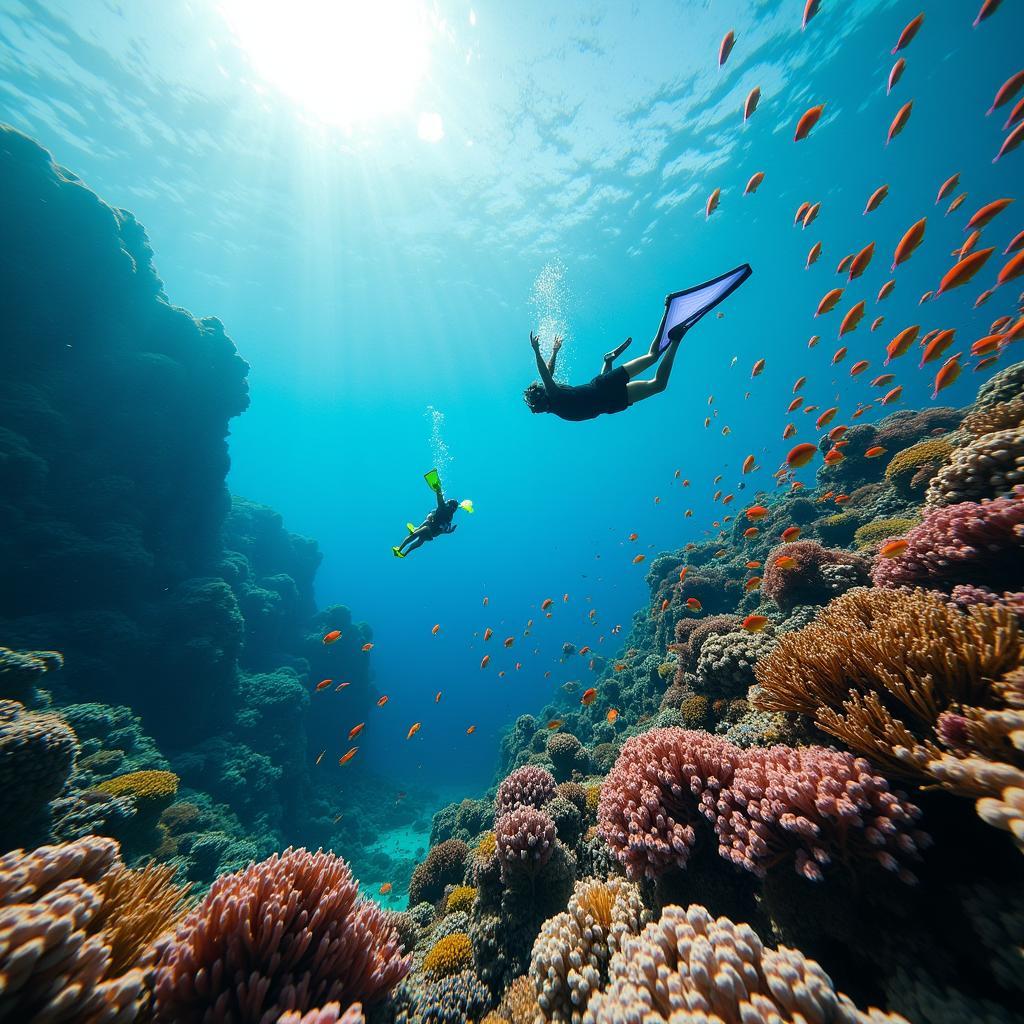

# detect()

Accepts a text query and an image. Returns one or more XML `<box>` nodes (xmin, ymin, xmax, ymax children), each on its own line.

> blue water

<box><xmin>2</xmin><ymin>0</ymin><xmax>1021</xmax><ymax>793</ymax></box>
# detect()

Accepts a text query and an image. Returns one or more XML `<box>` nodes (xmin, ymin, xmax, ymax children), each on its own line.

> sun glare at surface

<box><xmin>219</xmin><ymin>0</ymin><xmax>433</xmax><ymax>128</ymax></box>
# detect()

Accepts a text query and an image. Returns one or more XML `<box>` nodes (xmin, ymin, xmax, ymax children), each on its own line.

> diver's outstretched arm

<box><xmin>435</xmin><ymin>488</ymin><xmax>445</xmax><ymax>508</ymax></box>
<box><xmin>546</xmin><ymin>334</ymin><xmax>563</xmax><ymax>376</ymax></box>
<box><xmin>601</xmin><ymin>336</ymin><xmax>632</xmax><ymax>374</ymax></box>
<box><xmin>531</xmin><ymin>332</ymin><xmax>557</xmax><ymax>395</ymax></box>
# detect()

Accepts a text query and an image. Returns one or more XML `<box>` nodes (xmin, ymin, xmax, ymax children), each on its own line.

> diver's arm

<box><xmin>435</xmin><ymin>488</ymin><xmax>445</xmax><ymax>508</ymax></box>
<box><xmin>546</xmin><ymin>334</ymin><xmax>563</xmax><ymax>376</ymax></box>
<box><xmin>531</xmin><ymin>332</ymin><xmax>557</xmax><ymax>395</ymax></box>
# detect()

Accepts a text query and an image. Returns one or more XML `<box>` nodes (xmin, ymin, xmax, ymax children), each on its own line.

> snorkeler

<box><xmin>523</xmin><ymin>264</ymin><xmax>751</xmax><ymax>421</ymax></box>
<box><xmin>392</xmin><ymin>470</ymin><xmax>472</xmax><ymax>559</ymax></box>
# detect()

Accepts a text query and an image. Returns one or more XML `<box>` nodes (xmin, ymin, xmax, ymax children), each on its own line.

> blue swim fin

<box><xmin>656</xmin><ymin>264</ymin><xmax>752</xmax><ymax>352</ymax></box>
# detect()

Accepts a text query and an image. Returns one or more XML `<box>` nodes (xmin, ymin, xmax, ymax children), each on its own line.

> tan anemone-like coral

<box><xmin>276</xmin><ymin>1005</ymin><xmax>366</xmax><ymax>1024</ymax></box>
<box><xmin>530</xmin><ymin>877</ymin><xmax>649</xmax><ymax>1023</ymax></box>
<box><xmin>581</xmin><ymin>903</ymin><xmax>908</xmax><ymax>1023</ymax></box>
<box><xmin>853</xmin><ymin>517</ymin><xmax>919</xmax><ymax>550</ymax></box>
<box><xmin>500</xmin><ymin>975</ymin><xmax>542</xmax><ymax>1024</ymax></box>
<box><xmin>925</xmin><ymin>426</ymin><xmax>1024</xmax><ymax>506</ymax></box>
<box><xmin>962</xmin><ymin>394</ymin><xmax>1024</xmax><ymax>438</ymax></box>
<box><xmin>423</xmin><ymin>932</ymin><xmax>474</xmax><ymax>978</ymax></box>
<box><xmin>0</xmin><ymin>836</ymin><xmax>189</xmax><ymax>1022</ymax></box>
<box><xmin>884</xmin><ymin>438</ymin><xmax>953</xmax><ymax>494</ymax></box>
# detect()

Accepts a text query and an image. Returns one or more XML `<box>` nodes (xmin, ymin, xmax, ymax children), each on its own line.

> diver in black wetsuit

<box><xmin>392</xmin><ymin>484</ymin><xmax>460</xmax><ymax>558</ymax></box>
<box><xmin>523</xmin><ymin>330</ymin><xmax>682</xmax><ymax>421</ymax></box>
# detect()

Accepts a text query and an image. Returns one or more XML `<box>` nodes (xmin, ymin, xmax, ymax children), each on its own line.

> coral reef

<box><xmin>422</xmin><ymin>932</ymin><xmax>474</xmax><ymax>978</ymax></box>
<box><xmin>926</xmin><ymin>427</ymin><xmax>1024</xmax><ymax>505</ymax></box>
<box><xmin>761</xmin><ymin>540</ymin><xmax>869</xmax><ymax>611</ymax></box>
<box><xmin>152</xmin><ymin>846</ymin><xmax>410</xmax><ymax>1022</ymax></box>
<box><xmin>496</xmin><ymin>807</ymin><xmax>557</xmax><ymax>878</ymax></box>
<box><xmin>884</xmin><ymin>438</ymin><xmax>954</xmax><ymax>495</ymax></box>
<box><xmin>853</xmin><ymin>517</ymin><xmax>918</xmax><ymax>550</ymax></box>
<box><xmin>409</xmin><ymin>839</ymin><xmax>470</xmax><ymax>907</ymax></box>
<box><xmin>497</xmin><ymin>765</ymin><xmax>558</xmax><ymax>815</ymax></box>
<box><xmin>582</xmin><ymin>903</ymin><xmax>908</xmax><ymax>1023</ymax></box>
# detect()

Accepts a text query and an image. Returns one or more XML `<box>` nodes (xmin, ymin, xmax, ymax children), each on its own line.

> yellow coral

<box><xmin>584</xmin><ymin>783</ymin><xmax>601</xmax><ymax>815</ymax></box>
<box><xmin>422</xmin><ymin>932</ymin><xmax>473</xmax><ymax>978</ymax></box>
<box><xmin>482</xmin><ymin>1014</ymin><xmax>511</xmax><ymax>1024</ymax></box>
<box><xmin>884</xmin><ymin>438</ymin><xmax>953</xmax><ymax>492</ymax></box>
<box><xmin>679</xmin><ymin>694</ymin><xmax>710</xmax><ymax>729</ymax></box>
<box><xmin>853</xmin><ymin>517</ymin><xmax>919</xmax><ymax>550</ymax></box>
<box><xmin>445</xmin><ymin>885</ymin><xmax>477</xmax><ymax>914</ymax></box>
<box><xmin>500</xmin><ymin>975</ymin><xmax>540</xmax><ymax>1024</ymax></box>
<box><xmin>97</xmin><ymin>769</ymin><xmax>179</xmax><ymax>803</ymax></box>
<box><xmin>475</xmin><ymin>832</ymin><xmax>496</xmax><ymax>860</ymax></box>
<box><xmin>657</xmin><ymin>661</ymin><xmax>675</xmax><ymax>679</ymax></box>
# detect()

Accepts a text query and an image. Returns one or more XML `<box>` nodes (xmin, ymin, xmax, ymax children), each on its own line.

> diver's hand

<box><xmin>552</xmin><ymin>334</ymin><xmax>563</xmax><ymax>352</ymax></box>
<box><xmin>530</xmin><ymin>331</ymin><xmax>541</xmax><ymax>351</ymax></box>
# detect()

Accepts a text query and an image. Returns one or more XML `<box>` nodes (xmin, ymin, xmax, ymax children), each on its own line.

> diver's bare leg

<box><xmin>601</xmin><ymin>336</ymin><xmax>633</xmax><ymax>374</ymax></box>
<box><xmin>626</xmin><ymin>337</ymin><xmax>682</xmax><ymax>404</ymax></box>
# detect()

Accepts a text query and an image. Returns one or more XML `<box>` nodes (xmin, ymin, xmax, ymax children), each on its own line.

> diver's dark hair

<box><xmin>523</xmin><ymin>381</ymin><xmax>550</xmax><ymax>414</ymax></box>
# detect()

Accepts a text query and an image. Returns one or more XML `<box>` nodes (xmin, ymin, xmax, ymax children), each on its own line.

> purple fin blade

<box><xmin>656</xmin><ymin>263</ymin><xmax>752</xmax><ymax>352</ymax></box>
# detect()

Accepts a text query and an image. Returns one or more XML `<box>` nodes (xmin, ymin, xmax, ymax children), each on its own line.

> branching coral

<box><xmin>925</xmin><ymin>425</ymin><xmax>1024</xmax><ymax>506</ymax></box>
<box><xmin>423</xmin><ymin>932</ymin><xmax>474</xmax><ymax>978</ymax></box>
<box><xmin>496</xmin><ymin>765</ymin><xmax>558</xmax><ymax>816</ymax></box>
<box><xmin>495</xmin><ymin>807</ymin><xmax>556</xmax><ymax>879</ymax></box>
<box><xmin>152</xmin><ymin>847</ymin><xmax>410</xmax><ymax>1022</ymax></box>
<box><xmin>870</xmin><ymin>493</ymin><xmax>1024</xmax><ymax>596</ymax></box>
<box><xmin>760</xmin><ymin>541</ymin><xmax>869</xmax><ymax>612</ymax></box>
<box><xmin>0</xmin><ymin>836</ymin><xmax>188</xmax><ymax>1022</ymax></box>
<box><xmin>530</xmin><ymin>877</ymin><xmax>649</xmax><ymax>1023</ymax></box>
<box><xmin>582</xmin><ymin>903</ymin><xmax>909</xmax><ymax>1023</ymax></box>
<box><xmin>754</xmin><ymin>587</ymin><xmax>1020</xmax><ymax>778</ymax></box>
<box><xmin>445</xmin><ymin>885</ymin><xmax>477</xmax><ymax>914</ymax></box>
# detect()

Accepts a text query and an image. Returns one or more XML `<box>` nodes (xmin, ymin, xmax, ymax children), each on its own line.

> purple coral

<box><xmin>495</xmin><ymin>764</ymin><xmax>557</xmax><ymax>816</ymax></box>
<box><xmin>715</xmin><ymin>746</ymin><xmax>929</xmax><ymax>883</ymax></box>
<box><xmin>597</xmin><ymin>728</ymin><xmax>741</xmax><ymax>879</ymax></box>
<box><xmin>495</xmin><ymin>806</ymin><xmax>556</xmax><ymax>878</ymax></box>
<box><xmin>761</xmin><ymin>540</ymin><xmax>869</xmax><ymax>611</ymax></box>
<box><xmin>871</xmin><ymin>491</ymin><xmax>1024</xmax><ymax>595</ymax></box>
<box><xmin>152</xmin><ymin>847</ymin><xmax>410</xmax><ymax>1023</ymax></box>
<box><xmin>277</xmin><ymin>1006</ymin><xmax>365</xmax><ymax>1024</ymax></box>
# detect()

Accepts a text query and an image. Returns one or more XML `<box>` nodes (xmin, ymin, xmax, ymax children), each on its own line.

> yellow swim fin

<box><xmin>406</xmin><ymin>522</ymin><xmax>416</xmax><ymax>534</ymax></box>
<box><xmin>392</xmin><ymin>546</ymin><xmax>406</xmax><ymax>559</ymax></box>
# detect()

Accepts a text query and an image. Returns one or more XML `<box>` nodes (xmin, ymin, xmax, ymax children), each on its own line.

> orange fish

<box><xmin>806</xmin><ymin>242</ymin><xmax>822</xmax><ymax>268</ymax></box>
<box><xmin>850</xmin><ymin>360</ymin><xmax>869</xmax><ymax>376</ymax></box>
<box><xmin>794</xmin><ymin>201</ymin><xmax>810</xmax><ymax>225</ymax></box>
<box><xmin>377</xmin><ymin>696</ymin><xmax>389</xmax><ymax>707</ymax></box>
<box><xmin>406</xmin><ymin>723</ymin><xmax>421</xmax><ymax>740</ymax></box>
<box><xmin>435</xmin><ymin>691</ymin><xmax>442</xmax><ymax>703</ymax></box>
<box><xmin>824</xmin><ymin>448</ymin><xmax>845</xmax><ymax>466</ymax></box>
<box><xmin>483</xmin><ymin>627</ymin><xmax>493</xmax><ymax>641</ymax></box>
<box><xmin>996</xmin><ymin>249</ymin><xmax>1024</xmax><ymax>287</ymax></box>
<box><xmin>746</xmin><ymin>560</ymin><xmax>761</xmax><ymax>569</ymax></box>
<box><xmin>782</xmin><ymin>422</ymin><xmax>797</xmax><ymax>440</ymax></box>
<box><xmin>745</xmin><ymin>170</ymin><xmax>765</xmax><ymax>194</ymax></box>
<box><xmin>742</xmin><ymin>455</ymin><xmax>757</xmax><ymax>474</ymax></box>
<box><xmin>787</xmin><ymin>443</ymin><xmax>817</xmax><ymax>469</ymax></box>
<box><xmin>794</xmin><ymin>104</ymin><xmax>825</xmax><ymax>142</ymax></box>
<box><xmin>606</xmin><ymin>708</ymin><xmax>619</xmax><ymax>724</ymax></box>
<box><xmin>613</xmin><ymin>662</ymin><xmax>627</xmax><ymax>672</ymax></box>
<box><xmin>892</xmin><ymin>12</ymin><xmax>924</xmax><ymax>54</ymax></box>
<box><xmin>936</xmin><ymin>173</ymin><xmax>960</xmax><ymax>203</ymax></box>
<box><xmin>581</xmin><ymin>688</ymin><xmax>598</xmax><ymax>706</ymax></box>
<box><xmin>718</xmin><ymin>28</ymin><xmax>736</xmax><ymax>66</ymax></box>
<box><xmin>744</xmin><ymin>577</ymin><xmax>762</xmax><ymax>593</ymax></box>
<box><xmin>632</xmin><ymin>554</ymin><xmax>646</xmax><ymax>564</ymax></box>
<box><xmin>706</xmin><ymin>187</ymin><xmax>721</xmax><ymax>219</ymax></box>
<box><xmin>379</xmin><ymin>883</ymin><xmax>392</xmax><ymax>894</ymax></box>
<box><xmin>958</xmin><ymin>230</ymin><xmax>982</xmax><ymax>259</ymax></box>
<box><xmin>322</xmin><ymin>630</ymin><xmax>342</xmax><ymax>645</ymax></box>
<box><xmin>832</xmin><ymin>346</ymin><xmax>848</xmax><ymax>364</ymax></box>
<box><xmin>751</xmin><ymin>358</ymin><xmax>766</xmax><ymax>378</ymax></box>
<box><xmin>920</xmin><ymin>329</ymin><xmax>956</xmax><ymax>367</ymax></box>
<box><xmin>788</xmin><ymin>397</ymin><xmax>804</xmax><ymax>413</ymax></box>
<box><xmin>315</xmin><ymin>678</ymin><xmax>333</xmax><ymax>692</ymax></box>
<box><xmin>864</xmin><ymin>185</ymin><xmax>888</xmax><ymax>214</ymax></box>
<box><xmin>335</xmin><ymin>681</ymin><xmax>350</xmax><ymax>691</ymax></box>
<box><xmin>870</xmin><ymin>316</ymin><xmax>884</xmax><ymax>332</ymax></box>
<box><xmin>974</xmin><ymin>289</ymin><xmax>993</xmax><ymax>308</ymax></box>
<box><xmin>871</xmin><ymin>374</ymin><xmax>895</xmax><ymax>387</ymax></box>
<box><xmin>947</xmin><ymin>193</ymin><xmax>968</xmax><ymax>215</ymax></box>
<box><xmin>743</xmin><ymin>526</ymin><xmax>759</xmax><ymax>539</ymax></box>
<box><xmin>742</xmin><ymin>615</ymin><xmax>769</xmax><ymax>633</ymax></box>
<box><xmin>679</xmin><ymin>566</ymin><xmax>689</xmax><ymax>582</ymax></box>
<box><xmin>348</xmin><ymin>723</ymin><xmax>365</xmax><ymax>740</ymax></box>
<box><xmin>881</xmin><ymin>385</ymin><xmax>903</xmax><ymax>405</ymax></box>
<box><xmin>988</xmin><ymin>74</ymin><xmax>1024</xmax><ymax>119</ymax></box>
<box><xmin>808</xmin><ymin>334</ymin><xmax>821</xmax><ymax>348</ymax></box>
<box><xmin>629</xmin><ymin>532</ymin><xmax>638</xmax><ymax>541</ymax></box>
<box><xmin>792</xmin><ymin>376</ymin><xmax>807</xmax><ymax>394</ymax></box>
<box><xmin>815</xmin><ymin>407</ymin><xmax>838</xmax><ymax>429</ymax></box>
<box><xmin>877</xmin><ymin>279</ymin><xmax>895</xmax><ymax>301</ymax></box>
<box><xmin>879</xmin><ymin>539</ymin><xmax>909</xmax><ymax>558</ymax></box>
<box><xmin>541</xmin><ymin>598</ymin><xmax>554</xmax><ymax>610</ymax></box>
<box><xmin>865</xmin><ymin>446</ymin><xmax>886</xmax><ymax>458</ymax></box>
<box><xmin>775</xmin><ymin>556</ymin><xmax>797</xmax><ymax>570</ymax></box>
<box><xmin>892</xmin><ymin>218</ymin><xmax>926</xmax><ymax>270</ymax></box>
<box><xmin>887</xmin><ymin>60</ymin><xmax>905</xmax><ymax>96</ymax></box>
<box><xmin>802</xmin><ymin>0</ymin><xmax>821</xmax><ymax>29</ymax></box>
<box><xmin>966</xmin><ymin>199</ymin><xmax>1013</xmax><ymax>232</ymax></box>
<box><xmin>975</xmin><ymin>356</ymin><xmax>999</xmax><ymax>372</ymax></box>
<box><xmin>361</xmin><ymin>643</ymin><xmax>374</xmax><ymax>652</ymax></box>
<box><xmin>315</xmin><ymin>750</ymin><xmax>326</xmax><ymax>765</ymax></box>
<box><xmin>848</xmin><ymin>243</ymin><xmax>875</xmax><ymax>280</ymax></box>
<box><xmin>933</xmin><ymin>356</ymin><xmax>962</xmax><ymax>398</ymax></box>
<box><xmin>1005</xmin><ymin>231</ymin><xmax>1024</xmax><ymax>256</ymax></box>
<box><xmin>431</xmin><ymin>624</ymin><xmax>441</xmax><ymax>635</ymax></box>
<box><xmin>885</xmin><ymin>325</ymin><xmax>919</xmax><ymax>364</ymax></box>
<box><xmin>781</xmin><ymin>526</ymin><xmax>802</xmax><ymax>542</ymax></box>
<box><xmin>974</xmin><ymin>0</ymin><xmax>1002</xmax><ymax>27</ymax></box>
<box><xmin>994</xmin><ymin>121</ymin><xmax>1024</xmax><ymax>162</ymax></box>
<box><xmin>746</xmin><ymin>505</ymin><xmax>769</xmax><ymax>521</ymax></box>
<box><xmin>466</xmin><ymin>725</ymin><xmax>476</xmax><ymax>734</ymax></box>
<box><xmin>743</xmin><ymin>86</ymin><xmax>761</xmax><ymax>121</ymax></box>
<box><xmin>686</xmin><ymin>597</ymin><xmax>702</xmax><ymax>612</ymax></box>
<box><xmin>503</xmin><ymin>636</ymin><xmax>514</xmax><ymax>648</ymax></box>
<box><xmin>802</xmin><ymin>202</ymin><xmax>821</xmax><ymax>228</ymax></box>
<box><xmin>339</xmin><ymin>747</ymin><xmax>358</xmax><ymax>766</ymax></box>
<box><xmin>563</xmin><ymin>593</ymin><xmax>570</xmax><ymax>602</ymax></box>
<box><xmin>971</xmin><ymin>334</ymin><xmax>1003</xmax><ymax>358</ymax></box>
<box><xmin>886</xmin><ymin>100</ymin><xmax>913</xmax><ymax>145</ymax></box>
<box><xmin>660</xmin><ymin>598</ymin><xmax>670</xmax><ymax>612</ymax></box>
<box><xmin>579</xmin><ymin>646</ymin><xmax>591</xmax><ymax>656</ymax></box>
<box><xmin>480</xmin><ymin>654</ymin><xmax>490</xmax><ymax>669</ymax></box>
<box><xmin>838</xmin><ymin>302</ymin><xmax>865</xmax><ymax>338</ymax></box>
<box><xmin>937</xmin><ymin>249</ymin><xmax>994</xmax><ymax>295</ymax></box>
<box><xmin>836</xmin><ymin>253</ymin><xmax>854</xmax><ymax>274</ymax></box>
<box><xmin>816</xmin><ymin>287</ymin><xmax>844</xmax><ymax>316</ymax></box>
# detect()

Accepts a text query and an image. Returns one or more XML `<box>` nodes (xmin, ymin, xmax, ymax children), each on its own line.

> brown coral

<box><xmin>97</xmin><ymin>768</ymin><xmax>179</xmax><ymax>804</ymax></box>
<box><xmin>884</xmin><ymin>438</ymin><xmax>953</xmax><ymax>495</ymax></box>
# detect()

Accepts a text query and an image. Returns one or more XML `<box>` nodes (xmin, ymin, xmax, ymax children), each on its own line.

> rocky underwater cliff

<box><xmin>1</xmin><ymin>123</ymin><xmax>1023</xmax><ymax>1024</ymax></box>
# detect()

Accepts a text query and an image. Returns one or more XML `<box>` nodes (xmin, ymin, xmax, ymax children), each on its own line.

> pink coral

<box><xmin>598</xmin><ymin>728</ymin><xmax>926</xmax><ymax>884</ymax></box>
<box><xmin>871</xmin><ymin>492</ymin><xmax>1024</xmax><ymax>595</ymax></box>
<box><xmin>949</xmin><ymin>584</ymin><xmax>1024</xmax><ymax>620</ymax></box>
<box><xmin>715</xmin><ymin>746</ymin><xmax>929</xmax><ymax>883</ymax></box>
<box><xmin>495</xmin><ymin>806</ymin><xmax>556</xmax><ymax>878</ymax></box>
<box><xmin>761</xmin><ymin>540</ymin><xmax>868</xmax><ymax>611</ymax></box>
<box><xmin>597</xmin><ymin>728</ymin><xmax>741</xmax><ymax>880</ymax></box>
<box><xmin>495</xmin><ymin>764</ymin><xmax>557</xmax><ymax>816</ymax></box>
<box><xmin>152</xmin><ymin>847</ymin><xmax>410</xmax><ymax>1023</ymax></box>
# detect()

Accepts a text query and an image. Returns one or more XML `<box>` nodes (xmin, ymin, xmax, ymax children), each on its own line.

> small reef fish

<box><xmin>541</xmin><ymin>598</ymin><xmax>554</xmax><ymax>610</ymax></box>
<box><xmin>787</xmin><ymin>443</ymin><xmax>817</xmax><ymax>469</ymax></box>
<box><xmin>315</xmin><ymin>750</ymin><xmax>326</xmax><ymax>765</ymax></box>
<box><xmin>632</xmin><ymin>554</ymin><xmax>646</xmax><ymax>564</ymax></box>
<box><xmin>435</xmin><ymin>691</ymin><xmax>442</xmax><ymax>702</ymax></box>
<box><xmin>744</xmin><ymin>577</ymin><xmax>762</xmax><ymax>592</ymax></box>
<box><xmin>743</xmin><ymin>527</ymin><xmax>759</xmax><ymax>539</ymax></box>
<box><xmin>339</xmin><ymin>747</ymin><xmax>358</xmax><ymax>766</ymax></box>
<box><xmin>578</xmin><ymin>646</ymin><xmax>591</xmax><ymax>656</ymax></box>
<box><xmin>548</xmin><ymin>719</ymin><xmax>564</xmax><ymax>729</ymax></box>
<box><xmin>431</xmin><ymin>624</ymin><xmax>440</xmax><ymax>635</ymax></box>
<box><xmin>377</xmin><ymin>696</ymin><xmax>389</xmax><ymax>707</ymax></box>
<box><xmin>745</xmin><ymin>505</ymin><xmax>768</xmax><ymax>521</ymax></box>
<box><xmin>751</xmin><ymin>358</ymin><xmax>765</xmax><ymax>378</ymax></box>
<box><xmin>503</xmin><ymin>636</ymin><xmax>514</xmax><ymax>648</ymax></box>
<box><xmin>781</xmin><ymin>526</ymin><xmax>801</xmax><ymax>542</ymax></box>
<box><xmin>892</xmin><ymin>218</ymin><xmax>926</xmax><ymax>270</ymax></box>
<box><xmin>794</xmin><ymin>103</ymin><xmax>824</xmax><ymax>142</ymax></box>
<box><xmin>891</xmin><ymin>12</ymin><xmax>924</xmax><ymax>54</ymax></box>
<box><xmin>379</xmin><ymin>883</ymin><xmax>392</xmax><ymax>895</ymax></box>
<box><xmin>746</xmin><ymin>561</ymin><xmax>761</xmax><ymax>569</ymax></box>
<box><xmin>406</xmin><ymin>723</ymin><xmax>421</xmax><ymax>740</ymax></box>
<box><xmin>606</xmin><ymin>708</ymin><xmax>619</xmax><ymax>724</ymax></box>
<box><xmin>886</xmin><ymin>100</ymin><xmax>913</xmax><ymax>145</ymax></box>
<box><xmin>686</xmin><ymin>598</ymin><xmax>702</xmax><ymax>612</ymax></box>
<box><xmin>865</xmin><ymin>446</ymin><xmax>886</xmax><ymax>458</ymax></box>
<box><xmin>315</xmin><ymin>679</ymin><xmax>333</xmax><ymax>692</ymax></box>
<box><xmin>335</xmin><ymin>681</ymin><xmax>350</xmax><ymax>691</ymax></box>
<box><xmin>936</xmin><ymin>173</ymin><xmax>960</xmax><ymax>204</ymax></box>
<box><xmin>484</xmin><ymin>627</ymin><xmax>493</xmax><ymax>641</ymax></box>
<box><xmin>348</xmin><ymin>723</ymin><xmax>365</xmax><ymax>740</ymax></box>
<box><xmin>775</xmin><ymin>556</ymin><xmax>797</xmax><ymax>569</ymax></box>
<box><xmin>880</xmin><ymin>539</ymin><xmax>909</xmax><ymax>558</ymax></box>
<box><xmin>361</xmin><ymin>643</ymin><xmax>374</xmax><ymax>652</ymax></box>
<box><xmin>742</xmin><ymin>615</ymin><xmax>769</xmax><ymax>633</ymax></box>
<box><xmin>580</xmin><ymin>687</ymin><xmax>597</xmax><ymax>706</ymax></box>
<box><xmin>629</xmin><ymin>532</ymin><xmax>638</xmax><ymax>541</ymax></box>
<box><xmin>322</xmin><ymin>630</ymin><xmax>342</xmax><ymax>645</ymax></box>
<box><xmin>480</xmin><ymin>654</ymin><xmax>490</xmax><ymax>669</ymax></box>
<box><xmin>466</xmin><ymin>725</ymin><xmax>476</xmax><ymax>734</ymax></box>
